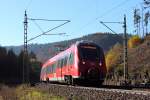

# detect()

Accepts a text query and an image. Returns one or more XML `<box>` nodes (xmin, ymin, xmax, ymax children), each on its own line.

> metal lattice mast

<box><xmin>100</xmin><ymin>15</ymin><xmax>128</xmax><ymax>84</ymax></box>
<box><xmin>22</xmin><ymin>10</ymin><xmax>70</xmax><ymax>83</ymax></box>
<box><xmin>23</xmin><ymin>10</ymin><xmax>29</xmax><ymax>83</ymax></box>
<box><xmin>123</xmin><ymin>15</ymin><xmax>128</xmax><ymax>82</ymax></box>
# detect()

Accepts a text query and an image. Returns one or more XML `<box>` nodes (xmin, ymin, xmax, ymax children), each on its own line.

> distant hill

<box><xmin>6</xmin><ymin>33</ymin><xmax>123</xmax><ymax>62</ymax></box>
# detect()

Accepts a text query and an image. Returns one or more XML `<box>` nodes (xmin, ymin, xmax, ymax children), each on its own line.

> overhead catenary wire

<box><xmin>99</xmin><ymin>21</ymin><xmax>119</xmax><ymax>34</ymax></box>
<box><xmin>31</xmin><ymin>20</ymin><xmax>44</xmax><ymax>33</ymax></box>
<box><xmin>95</xmin><ymin>0</ymin><xmax>131</xmax><ymax>20</ymax></box>
<box><xmin>28</xmin><ymin>20</ymin><xmax>70</xmax><ymax>42</ymax></box>
<box><xmin>100</xmin><ymin>15</ymin><xmax>128</xmax><ymax>84</ymax></box>
<box><xmin>25</xmin><ymin>0</ymin><xmax>33</xmax><ymax>11</ymax></box>
<box><xmin>28</xmin><ymin>18</ymin><xmax>70</xmax><ymax>22</ymax></box>
<box><xmin>30</xmin><ymin>19</ymin><xmax>69</xmax><ymax>37</ymax></box>
<box><xmin>23</xmin><ymin>10</ymin><xmax>70</xmax><ymax>83</ymax></box>
<box><xmin>72</xmin><ymin>0</ymin><xmax>131</xmax><ymax>34</ymax></box>
<box><xmin>43</xmin><ymin>33</ymin><xmax>66</xmax><ymax>35</ymax></box>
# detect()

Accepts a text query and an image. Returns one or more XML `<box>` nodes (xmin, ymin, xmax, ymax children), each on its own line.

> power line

<box><xmin>28</xmin><ymin>18</ymin><xmax>70</xmax><ymax>22</ymax></box>
<box><xmin>99</xmin><ymin>21</ymin><xmax>119</xmax><ymax>34</ymax></box>
<box><xmin>31</xmin><ymin>20</ymin><xmax>44</xmax><ymax>33</ymax></box>
<box><xmin>23</xmin><ymin>11</ymin><xmax>70</xmax><ymax>83</ymax></box>
<box><xmin>43</xmin><ymin>33</ymin><xmax>66</xmax><ymax>35</ymax></box>
<box><xmin>25</xmin><ymin>0</ymin><xmax>33</xmax><ymax>11</ymax></box>
<box><xmin>95</xmin><ymin>0</ymin><xmax>131</xmax><ymax>20</ymax></box>
<box><xmin>73</xmin><ymin>0</ymin><xmax>131</xmax><ymax>34</ymax></box>
<box><xmin>100</xmin><ymin>15</ymin><xmax>128</xmax><ymax>85</ymax></box>
<box><xmin>28</xmin><ymin>20</ymin><xmax>70</xmax><ymax>42</ymax></box>
<box><xmin>30</xmin><ymin>19</ymin><xmax>70</xmax><ymax>38</ymax></box>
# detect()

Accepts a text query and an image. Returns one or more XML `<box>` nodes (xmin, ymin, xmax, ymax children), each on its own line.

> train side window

<box><xmin>44</xmin><ymin>68</ymin><xmax>46</xmax><ymax>74</ymax></box>
<box><xmin>46</xmin><ymin>66</ymin><xmax>49</xmax><ymax>74</ymax></box>
<box><xmin>56</xmin><ymin>61</ymin><xmax>59</xmax><ymax>68</ymax></box>
<box><xmin>66</xmin><ymin>56</ymin><xmax>69</xmax><ymax>66</ymax></box>
<box><xmin>53</xmin><ymin>63</ymin><xmax>56</xmax><ymax>72</ymax></box>
<box><xmin>52</xmin><ymin>64</ymin><xmax>54</xmax><ymax>73</ymax></box>
<box><xmin>69</xmin><ymin>53</ymin><xmax>74</xmax><ymax>65</ymax></box>
<box><xmin>58</xmin><ymin>60</ymin><xmax>61</xmax><ymax>68</ymax></box>
<box><xmin>63</xmin><ymin>58</ymin><xmax>66</xmax><ymax>67</ymax></box>
<box><xmin>62</xmin><ymin>59</ymin><xmax>64</xmax><ymax>67</ymax></box>
<box><xmin>52</xmin><ymin>63</ymin><xmax>55</xmax><ymax>73</ymax></box>
<box><xmin>49</xmin><ymin>66</ymin><xmax>51</xmax><ymax>72</ymax></box>
<box><xmin>68</xmin><ymin>54</ymin><xmax>71</xmax><ymax>65</ymax></box>
<box><xmin>49</xmin><ymin>66</ymin><xmax>52</xmax><ymax>73</ymax></box>
<box><xmin>71</xmin><ymin>53</ymin><xmax>74</xmax><ymax>64</ymax></box>
<box><xmin>60</xmin><ymin>59</ymin><xmax>64</xmax><ymax>68</ymax></box>
<box><xmin>64</xmin><ymin>57</ymin><xmax>67</xmax><ymax>66</ymax></box>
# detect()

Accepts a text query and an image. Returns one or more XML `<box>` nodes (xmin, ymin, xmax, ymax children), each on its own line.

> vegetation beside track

<box><xmin>0</xmin><ymin>84</ymin><xmax>65</xmax><ymax>100</ymax></box>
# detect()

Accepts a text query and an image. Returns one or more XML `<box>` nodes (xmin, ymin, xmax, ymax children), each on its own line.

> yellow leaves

<box><xmin>128</xmin><ymin>35</ymin><xmax>142</xmax><ymax>48</ymax></box>
<box><xmin>106</xmin><ymin>50</ymin><xmax>115</xmax><ymax>69</ymax></box>
<box><xmin>105</xmin><ymin>43</ymin><xmax>123</xmax><ymax>71</ymax></box>
<box><xmin>106</xmin><ymin>35</ymin><xmax>142</xmax><ymax>71</ymax></box>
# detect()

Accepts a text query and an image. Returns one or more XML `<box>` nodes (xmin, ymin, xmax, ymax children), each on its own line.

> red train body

<box><xmin>40</xmin><ymin>41</ymin><xmax>107</xmax><ymax>85</ymax></box>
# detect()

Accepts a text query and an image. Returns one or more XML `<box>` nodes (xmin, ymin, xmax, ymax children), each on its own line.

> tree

<box><xmin>17</xmin><ymin>50</ymin><xmax>24</xmax><ymax>83</ymax></box>
<box><xmin>134</xmin><ymin>9</ymin><xmax>141</xmax><ymax>35</ymax></box>
<box><xmin>144</xmin><ymin>0</ymin><xmax>150</xmax><ymax>5</ymax></box>
<box><xmin>105</xmin><ymin>43</ymin><xmax>123</xmax><ymax>71</ymax></box>
<box><xmin>7</xmin><ymin>49</ymin><xmax>18</xmax><ymax>81</ymax></box>
<box><xmin>0</xmin><ymin>47</ymin><xmax>7</xmax><ymax>81</ymax></box>
<box><xmin>0</xmin><ymin>47</ymin><xmax>42</xmax><ymax>84</ymax></box>
<box><xmin>0</xmin><ymin>47</ymin><xmax>7</xmax><ymax>61</ymax></box>
<box><xmin>143</xmin><ymin>0</ymin><xmax>150</xmax><ymax>36</ymax></box>
<box><xmin>144</xmin><ymin>11</ymin><xmax>149</xmax><ymax>35</ymax></box>
<box><xmin>128</xmin><ymin>35</ymin><xmax>142</xmax><ymax>48</ymax></box>
<box><xmin>28</xmin><ymin>51</ymin><xmax>42</xmax><ymax>83</ymax></box>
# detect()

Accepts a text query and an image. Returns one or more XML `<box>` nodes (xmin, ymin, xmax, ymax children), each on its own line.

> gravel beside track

<box><xmin>36</xmin><ymin>83</ymin><xmax>150</xmax><ymax>100</ymax></box>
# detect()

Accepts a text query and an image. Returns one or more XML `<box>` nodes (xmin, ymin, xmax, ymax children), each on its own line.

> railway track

<box><xmin>35</xmin><ymin>83</ymin><xmax>150</xmax><ymax>100</ymax></box>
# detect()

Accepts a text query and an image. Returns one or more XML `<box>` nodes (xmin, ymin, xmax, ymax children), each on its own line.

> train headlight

<box><xmin>82</xmin><ymin>61</ymin><xmax>85</xmax><ymax>64</ymax></box>
<box><xmin>99</xmin><ymin>62</ymin><xmax>102</xmax><ymax>66</ymax></box>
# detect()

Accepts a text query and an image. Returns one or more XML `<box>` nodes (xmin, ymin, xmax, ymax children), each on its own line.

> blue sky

<box><xmin>0</xmin><ymin>0</ymin><xmax>142</xmax><ymax>46</ymax></box>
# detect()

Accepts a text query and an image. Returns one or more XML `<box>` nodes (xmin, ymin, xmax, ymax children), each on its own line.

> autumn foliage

<box><xmin>105</xmin><ymin>43</ymin><xmax>123</xmax><ymax>71</ymax></box>
<box><xmin>128</xmin><ymin>35</ymin><xmax>142</xmax><ymax>48</ymax></box>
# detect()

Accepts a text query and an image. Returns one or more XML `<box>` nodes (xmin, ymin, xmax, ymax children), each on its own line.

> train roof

<box><xmin>42</xmin><ymin>40</ymin><xmax>101</xmax><ymax>68</ymax></box>
<box><xmin>75</xmin><ymin>40</ymin><xmax>102</xmax><ymax>49</ymax></box>
<box><xmin>42</xmin><ymin>44</ymin><xmax>75</xmax><ymax>68</ymax></box>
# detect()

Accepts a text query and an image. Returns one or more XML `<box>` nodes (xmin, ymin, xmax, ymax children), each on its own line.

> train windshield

<box><xmin>78</xmin><ymin>45</ymin><xmax>100</xmax><ymax>61</ymax></box>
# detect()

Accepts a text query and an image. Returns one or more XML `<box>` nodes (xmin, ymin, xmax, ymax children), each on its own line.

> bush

<box><xmin>105</xmin><ymin>43</ymin><xmax>123</xmax><ymax>71</ymax></box>
<box><xmin>128</xmin><ymin>35</ymin><xmax>142</xmax><ymax>48</ymax></box>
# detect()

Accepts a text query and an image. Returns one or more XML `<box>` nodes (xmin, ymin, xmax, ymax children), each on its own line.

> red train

<box><xmin>40</xmin><ymin>41</ymin><xmax>107</xmax><ymax>85</ymax></box>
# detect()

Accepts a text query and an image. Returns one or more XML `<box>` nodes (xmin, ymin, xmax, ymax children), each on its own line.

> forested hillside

<box><xmin>105</xmin><ymin>35</ymin><xmax>150</xmax><ymax>85</ymax></box>
<box><xmin>0</xmin><ymin>47</ymin><xmax>41</xmax><ymax>83</ymax></box>
<box><xmin>7</xmin><ymin>33</ymin><xmax>123</xmax><ymax>62</ymax></box>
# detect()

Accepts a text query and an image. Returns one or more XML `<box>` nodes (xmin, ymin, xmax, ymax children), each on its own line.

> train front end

<box><xmin>76</xmin><ymin>42</ymin><xmax>106</xmax><ymax>85</ymax></box>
